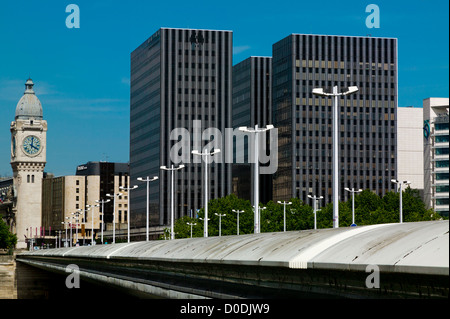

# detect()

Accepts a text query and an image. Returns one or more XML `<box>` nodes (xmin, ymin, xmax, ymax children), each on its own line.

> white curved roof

<box><xmin>25</xmin><ymin>220</ymin><xmax>449</xmax><ymax>276</ymax></box>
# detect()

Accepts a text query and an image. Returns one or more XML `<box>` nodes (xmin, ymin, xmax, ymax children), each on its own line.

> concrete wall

<box><xmin>0</xmin><ymin>255</ymin><xmax>16</xmax><ymax>299</ymax></box>
<box><xmin>397</xmin><ymin>107</ymin><xmax>424</xmax><ymax>190</ymax></box>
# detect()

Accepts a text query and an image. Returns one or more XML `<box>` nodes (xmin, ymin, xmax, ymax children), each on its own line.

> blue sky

<box><xmin>0</xmin><ymin>0</ymin><xmax>448</xmax><ymax>177</ymax></box>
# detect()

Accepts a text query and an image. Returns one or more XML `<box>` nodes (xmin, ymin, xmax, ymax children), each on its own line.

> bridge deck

<box><xmin>21</xmin><ymin>220</ymin><xmax>449</xmax><ymax>275</ymax></box>
<box><xmin>17</xmin><ymin>220</ymin><xmax>449</xmax><ymax>298</ymax></box>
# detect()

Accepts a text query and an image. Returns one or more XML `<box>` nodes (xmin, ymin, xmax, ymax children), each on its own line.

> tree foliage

<box><xmin>168</xmin><ymin>187</ymin><xmax>443</xmax><ymax>239</ymax></box>
<box><xmin>0</xmin><ymin>219</ymin><xmax>17</xmax><ymax>251</ymax></box>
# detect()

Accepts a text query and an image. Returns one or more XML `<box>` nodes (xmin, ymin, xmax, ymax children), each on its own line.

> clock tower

<box><xmin>10</xmin><ymin>78</ymin><xmax>47</xmax><ymax>249</ymax></box>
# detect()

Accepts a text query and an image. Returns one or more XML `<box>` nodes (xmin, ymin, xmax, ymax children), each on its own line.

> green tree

<box><xmin>172</xmin><ymin>194</ymin><xmax>254</xmax><ymax>239</ymax></box>
<box><xmin>168</xmin><ymin>186</ymin><xmax>440</xmax><ymax>239</ymax></box>
<box><xmin>207</xmin><ymin>194</ymin><xmax>254</xmax><ymax>236</ymax></box>
<box><xmin>0</xmin><ymin>219</ymin><xmax>17</xmax><ymax>251</ymax></box>
<box><xmin>174</xmin><ymin>216</ymin><xmax>203</xmax><ymax>239</ymax></box>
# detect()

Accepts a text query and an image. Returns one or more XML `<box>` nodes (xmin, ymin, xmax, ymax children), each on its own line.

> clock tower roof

<box><xmin>15</xmin><ymin>78</ymin><xmax>43</xmax><ymax>120</ymax></box>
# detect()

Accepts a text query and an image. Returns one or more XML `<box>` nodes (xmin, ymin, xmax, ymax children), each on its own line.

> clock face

<box><xmin>22</xmin><ymin>135</ymin><xmax>41</xmax><ymax>156</ymax></box>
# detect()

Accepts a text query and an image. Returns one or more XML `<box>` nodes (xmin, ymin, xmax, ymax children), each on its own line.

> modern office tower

<box><xmin>397</xmin><ymin>106</ymin><xmax>424</xmax><ymax>193</ymax></box>
<box><xmin>272</xmin><ymin>34</ymin><xmax>398</xmax><ymax>204</ymax></box>
<box><xmin>130</xmin><ymin>28</ymin><xmax>233</xmax><ymax>228</ymax></box>
<box><xmin>232</xmin><ymin>56</ymin><xmax>272</xmax><ymax>203</ymax></box>
<box><xmin>423</xmin><ymin>98</ymin><xmax>449</xmax><ymax>217</ymax></box>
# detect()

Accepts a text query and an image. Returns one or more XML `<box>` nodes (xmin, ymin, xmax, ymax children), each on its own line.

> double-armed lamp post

<box><xmin>137</xmin><ymin>176</ymin><xmax>159</xmax><ymax>241</ymax></box>
<box><xmin>95</xmin><ymin>198</ymin><xmax>110</xmax><ymax>244</ymax></box>
<box><xmin>106</xmin><ymin>192</ymin><xmax>122</xmax><ymax>244</ymax></box>
<box><xmin>344</xmin><ymin>187</ymin><xmax>362</xmax><ymax>226</ymax></box>
<box><xmin>312</xmin><ymin>85</ymin><xmax>358</xmax><ymax>228</ymax></box>
<box><xmin>307</xmin><ymin>194</ymin><xmax>323</xmax><ymax>230</ymax></box>
<box><xmin>391</xmin><ymin>179</ymin><xmax>411</xmax><ymax>223</ymax></box>
<box><xmin>191</xmin><ymin>149</ymin><xmax>221</xmax><ymax>238</ymax></box>
<box><xmin>238</xmin><ymin>124</ymin><xmax>274</xmax><ymax>233</ymax></box>
<box><xmin>277</xmin><ymin>201</ymin><xmax>292</xmax><ymax>232</ymax></box>
<box><xmin>86</xmin><ymin>203</ymin><xmax>100</xmax><ymax>245</ymax></box>
<box><xmin>160</xmin><ymin>164</ymin><xmax>185</xmax><ymax>240</ymax></box>
<box><xmin>232</xmin><ymin>209</ymin><xmax>244</xmax><ymax>235</ymax></box>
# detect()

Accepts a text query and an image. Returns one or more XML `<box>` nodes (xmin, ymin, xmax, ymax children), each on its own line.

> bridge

<box><xmin>16</xmin><ymin>220</ymin><xmax>449</xmax><ymax>299</ymax></box>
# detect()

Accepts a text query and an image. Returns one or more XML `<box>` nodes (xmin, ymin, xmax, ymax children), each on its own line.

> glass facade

<box><xmin>272</xmin><ymin>34</ymin><xmax>398</xmax><ymax>204</ymax></box>
<box><xmin>130</xmin><ymin>28</ymin><xmax>232</xmax><ymax>227</ymax></box>
<box><xmin>232</xmin><ymin>56</ymin><xmax>272</xmax><ymax>202</ymax></box>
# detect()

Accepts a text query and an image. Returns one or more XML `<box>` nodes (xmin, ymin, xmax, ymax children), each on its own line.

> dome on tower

<box><xmin>15</xmin><ymin>78</ymin><xmax>43</xmax><ymax>120</ymax></box>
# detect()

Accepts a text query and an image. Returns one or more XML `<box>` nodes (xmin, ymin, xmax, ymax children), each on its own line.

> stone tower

<box><xmin>10</xmin><ymin>78</ymin><xmax>47</xmax><ymax>249</ymax></box>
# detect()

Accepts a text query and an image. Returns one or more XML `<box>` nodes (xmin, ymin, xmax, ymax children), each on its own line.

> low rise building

<box><xmin>423</xmin><ymin>98</ymin><xmax>449</xmax><ymax>217</ymax></box>
<box><xmin>41</xmin><ymin>162</ymin><xmax>129</xmax><ymax>245</ymax></box>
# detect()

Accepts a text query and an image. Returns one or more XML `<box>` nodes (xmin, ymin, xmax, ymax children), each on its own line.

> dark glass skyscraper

<box><xmin>232</xmin><ymin>56</ymin><xmax>273</xmax><ymax>203</ymax></box>
<box><xmin>130</xmin><ymin>28</ymin><xmax>232</xmax><ymax>228</ymax></box>
<box><xmin>272</xmin><ymin>34</ymin><xmax>398</xmax><ymax>204</ymax></box>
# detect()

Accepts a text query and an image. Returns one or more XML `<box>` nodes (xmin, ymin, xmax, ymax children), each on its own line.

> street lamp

<box><xmin>119</xmin><ymin>184</ymin><xmax>138</xmax><ymax>243</ymax></box>
<box><xmin>239</xmin><ymin>124</ymin><xmax>274</xmax><ymax>233</ymax></box>
<box><xmin>61</xmin><ymin>221</ymin><xmax>68</xmax><ymax>247</ymax></box>
<box><xmin>76</xmin><ymin>208</ymin><xmax>89</xmax><ymax>245</ymax></box>
<box><xmin>214</xmin><ymin>213</ymin><xmax>226</xmax><ymax>236</ymax></box>
<box><xmin>313</xmin><ymin>85</ymin><xmax>358</xmax><ymax>228</ymax></box>
<box><xmin>86</xmin><ymin>204</ymin><xmax>100</xmax><ymax>245</ymax></box>
<box><xmin>344</xmin><ymin>187</ymin><xmax>363</xmax><ymax>226</ymax></box>
<box><xmin>71</xmin><ymin>211</ymin><xmax>83</xmax><ymax>245</ymax></box>
<box><xmin>277</xmin><ymin>201</ymin><xmax>292</xmax><ymax>232</ymax></box>
<box><xmin>160</xmin><ymin>164</ymin><xmax>185</xmax><ymax>240</ymax></box>
<box><xmin>186</xmin><ymin>222</ymin><xmax>197</xmax><ymax>238</ymax></box>
<box><xmin>106</xmin><ymin>192</ymin><xmax>123</xmax><ymax>243</ymax></box>
<box><xmin>254</xmin><ymin>205</ymin><xmax>266</xmax><ymax>231</ymax></box>
<box><xmin>391</xmin><ymin>179</ymin><xmax>411</xmax><ymax>223</ymax></box>
<box><xmin>232</xmin><ymin>209</ymin><xmax>244</xmax><ymax>235</ymax></box>
<box><xmin>65</xmin><ymin>216</ymin><xmax>73</xmax><ymax>247</ymax></box>
<box><xmin>191</xmin><ymin>149</ymin><xmax>221</xmax><ymax>238</ymax></box>
<box><xmin>95</xmin><ymin>198</ymin><xmax>110</xmax><ymax>244</ymax></box>
<box><xmin>137</xmin><ymin>176</ymin><xmax>159</xmax><ymax>241</ymax></box>
<box><xmin>308</xmin><ymin>195</ymin><xmax>323</xmax><ymax>230</ymax></box>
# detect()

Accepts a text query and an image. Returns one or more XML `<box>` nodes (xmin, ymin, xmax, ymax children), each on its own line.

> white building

<box><xmin>423</xmin><ymin>98</ymin><xmax>449</xmax><ymax>217</ymax></box>
<box><xmin>397</xmin><ymin>106</ymin><xmax>424</xmax><ymax>193</ymax></box>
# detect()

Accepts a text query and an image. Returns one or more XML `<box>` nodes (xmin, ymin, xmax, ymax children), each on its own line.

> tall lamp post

<box><xmin>95</xmin><ymin>198</ymin><xmax>110</xmax><ymax>244</ymax></box>
<box><xmin>72</xmin><ymin>211</ymin><xmax>83</xmax><ymax>245</ymax></box>
<box><xmin>232</xmin><ymin>209</ymin><xmax>244</xmax><ymax>235</ymax></box>
<box><xmin>215</xmin><ymin>213</ymin><xmax>226</xmax><ymax>237</ymax></box>
<box><xmin>137</xmin><ymin>176</ymin><xmax>159</xmax><ymax>241</ymax></box>
<box><xmin>160</xmin><ymin>164</ymin><xmax>185</xmax><ymax>240</ymax></box>
<box><xmin>106</xmin><ymin>192</ymin><xmax>123</xmax><ymax>244</ymax></box>
<box><xmin>308</xmin><ymin>195</ymin><xmax>323</xmax><ymax>230</ymax></box>
<box><xmin>391</xmin><ymin>179</ymin><xmax>411</xmax><ymax>223</ymax></box>
<box><xmin>191</xmin><ymin>149</ymin><xmax>221</xmax><ymax>238</ymax></box>
<box><xmin>66</xmin><ymin>216</ymin><xmax>73</xmax><ymax>247</ymax></box>
<box><xmin>344</xmin><ymin>187</ymin><xmax>363</xmax><ymax>226</ymax></box>
<box><xmin>86</xmin><ymin>204</ymin><xmax>100</xmax><ymax>245</ymax></box>
<box><xmin>238</xmin><ymin>125</ymin><xmax>274</xmax><ymax>233</ymax></box>
<box><xmin>119</xmin><ymin>184</ymin><xmax>138</xmax><ymax>243</ymax></box>
<box><xmin>312</xmin><ymin>85</ymin><xmax>358</xmax><ymax>228</ymax></box>
<box><xmin>186</xmin><ymin>222</ymin><xmax>196</xmax><ymax>238</ymax></box>
<box><xmin>277</xmin><ymin>201</ymin><xmax>292</xmax><ymax>232</ymax></box>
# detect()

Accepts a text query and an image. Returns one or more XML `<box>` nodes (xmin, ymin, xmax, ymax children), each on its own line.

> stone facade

<box><xmin>10</xmin><ymin>79</ymin><xmax>47</xmax><ymax>249</ymax></box>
